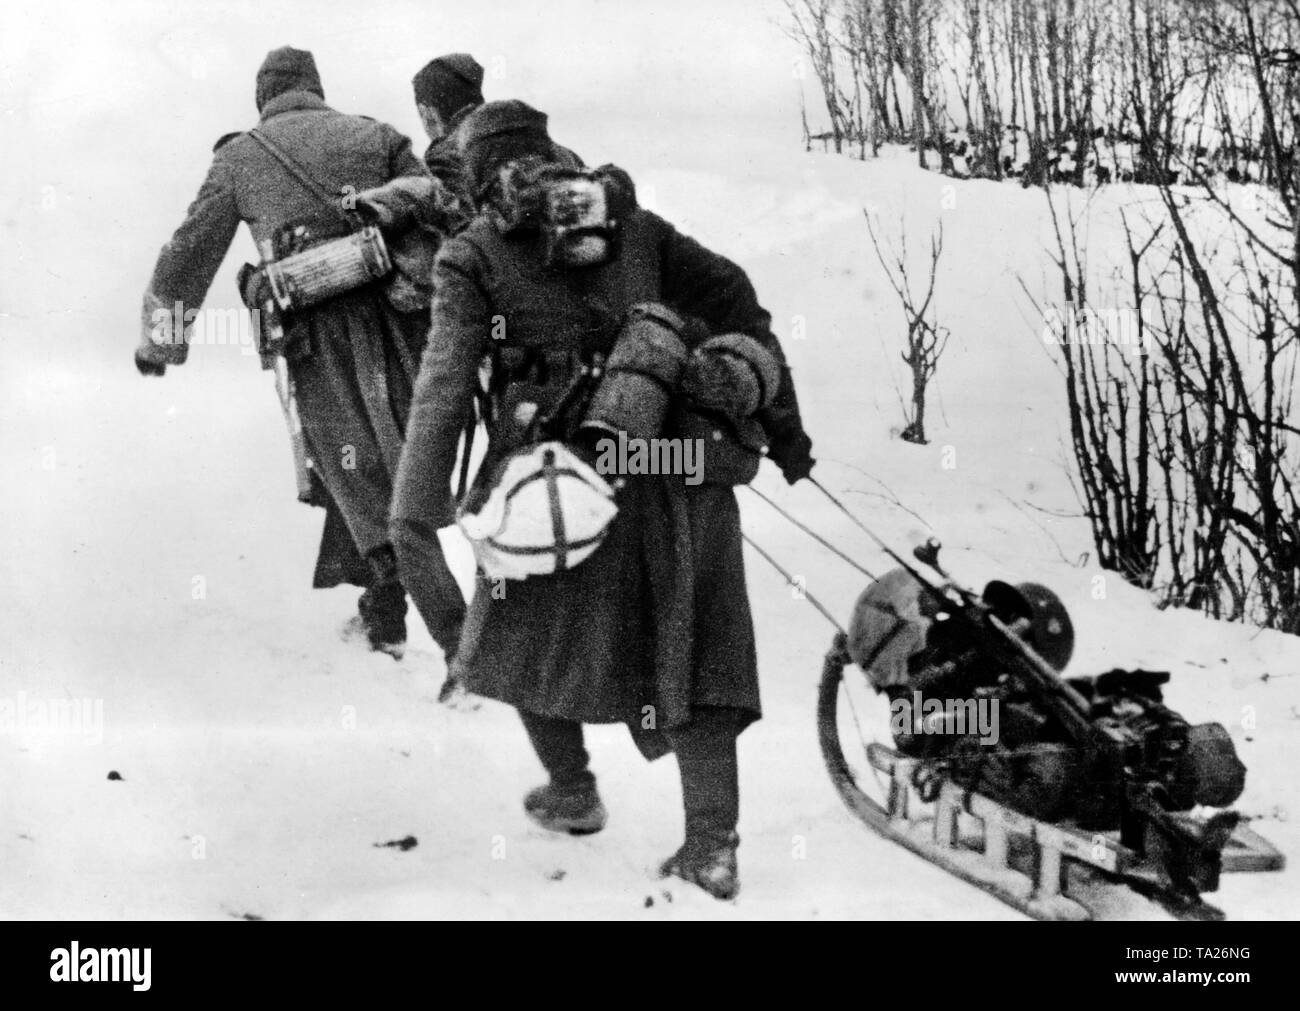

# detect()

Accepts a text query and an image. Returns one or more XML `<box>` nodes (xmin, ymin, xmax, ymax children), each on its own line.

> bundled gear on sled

<box><xmin>846</xmin><ymin>568</ymin><xmax>1247</xmax><ymax>826</ymax></box>
<box><xmin>738</xmin><ymin>480</ymin><xmax>1283</xmax><ymax>921</ymax></box>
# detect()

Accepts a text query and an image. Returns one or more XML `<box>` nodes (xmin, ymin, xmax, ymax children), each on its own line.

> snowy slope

<box><xmin>3</xmin><ymin>0</ymin><xmax>1298</xmax><ymax>918</ymax></box>
<box><xmin>4</xmin><ymin>141</ymin><xmax>1297</xmax><ymax>921</ymax></box>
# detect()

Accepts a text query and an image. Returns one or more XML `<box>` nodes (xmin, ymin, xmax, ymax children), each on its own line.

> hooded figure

<box><xmin>136</xmin><ymin>46</ymin><xmax>467</xmax><ymax>676</ymax></box>
<box><xmin>391</xmin><ymin>101</ymin><xmax>815</xmax><ymax>900</ymax></box>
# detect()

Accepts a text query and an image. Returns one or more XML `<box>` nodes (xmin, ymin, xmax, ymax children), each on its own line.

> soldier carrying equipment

<box><xmin>137</xmin><ymin>46</ymin><xmax>468</xmax><ymax>671</ymax></box>
<box><xmin>390</xmin><ymin>99</ymin><xmax>816</xmax><ymax>901</ymax></box>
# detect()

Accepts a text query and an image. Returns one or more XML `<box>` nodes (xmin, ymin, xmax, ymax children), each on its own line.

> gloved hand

<box><xmin>767</xmin><ymin>431</ymin><xmax>815</xmax><ymax>485</ymax></box>
<box><xmin>779</xmin><ymin>453</ymin><xmax>815</xmax><ymax>485</ymax></box>
<box><xmin>137</xmin><ymin>333</ymin><xmax>196</xmax><ymax>376</ymax></box>
<box><xmin>134</xmin><ymin>337</ymin><xmax>189</xmax><ymax>376</ymax></box>
<box><xmin>354</xmin><ymin>194</ymin><xmax>397</xmax><ymax>230</ymax></box>
<box><xmin>134</xmin><ymin>346</ymin><xmax>168</xmax><ymax>377</ymax></box>
<box><xmin>137</xmin><ymin>292</ymin><xmax>190</xmax><ymax>376</ymax></box>
<box><xmin>237</xmin><ymin>263</ymin><xmax>272</xmax><ymax>311</ymax></box>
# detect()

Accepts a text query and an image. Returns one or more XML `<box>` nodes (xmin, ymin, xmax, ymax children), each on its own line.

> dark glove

<box><xmin>137</xmin><ymin>289</ymin><xmax>191</xmax><ymax>376</ymax></box>
<box><xmin>134</xmin><ymin>347</ymin><xmax>167</xmax><ymax>377</ymax></box>
<box><xmin>767</xmin><ymin>430</ymin><xmax>815</xmax><ymax>485</ymax></box>
<box><xmin>135</xmin><ymin>337</ymin><xmax>188</xmax><ymax>375</ymax></box>
<box><xmin>237</xmin><ymin>262</ymin><xmax>272</xmax><ymax>311</ymax></box>
<box><xmin>779</xmin><ymin>453</ymin><xmax>815</xmax><ymax>485</ymax></box>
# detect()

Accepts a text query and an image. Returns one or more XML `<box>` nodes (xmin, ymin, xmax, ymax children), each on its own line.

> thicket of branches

<box><xmin>786</xmin><ymin>0</ymin><xmax>1299</xmax><ymax>187</ymax></box>
<box><xmin>1035</xmin><ymin>190</ymin><xmax>1298</xmax><ymax>631</ymax></box>
<box><xmin>788</xmin><ymin>2</ymin><xmax>1300</xmax><ymax>632</ymax></box>
<box><xmin>1022</xmin><ymin>2</ymin><xmax>1300</xmax><ymax>633</ymax></box>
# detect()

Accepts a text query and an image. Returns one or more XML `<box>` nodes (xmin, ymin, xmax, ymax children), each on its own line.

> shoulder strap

<box><xmin>455</xmin><ymin>409</ymin><xmax>478</xmax><ymax>501</ymax></box>
<box><xmin>248</xmin><ymin>128</ymin><xmax>361</xmax><ymax>228</ymax></box>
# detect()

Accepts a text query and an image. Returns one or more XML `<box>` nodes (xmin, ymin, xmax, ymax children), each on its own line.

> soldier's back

<box><xmin>218</xmin><ymin>96</ymin><xmax>416</xmax><ymax>245</ymax></box>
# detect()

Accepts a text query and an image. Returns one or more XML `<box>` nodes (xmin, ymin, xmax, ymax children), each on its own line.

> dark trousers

<box><xmin>519</xmin><ymin>707</ymin><xmax>742</xmax><ymax>847</ymax></box>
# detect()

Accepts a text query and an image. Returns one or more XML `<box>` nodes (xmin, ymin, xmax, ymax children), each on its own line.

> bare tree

<box><xmin>866</xmin><ymin>214</ymin><xmax>950</xmax><ymax>444</ymax></box>
<box><xmin>785</xmin><ymin>0</ymin><xmax>851</xmax><ymax>153</ymax></box>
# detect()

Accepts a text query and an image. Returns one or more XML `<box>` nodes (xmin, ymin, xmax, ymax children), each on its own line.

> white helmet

<box><xmin>457</xmin><ymin>442</ymin><xmax>619</xmax><ymax>581</ymax></box>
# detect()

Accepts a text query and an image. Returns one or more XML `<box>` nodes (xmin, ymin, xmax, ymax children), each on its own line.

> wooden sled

<box><xmin>818</xmin><ymin>642</ymin><xmax>1285</xmax><ymax>921</ymax></box>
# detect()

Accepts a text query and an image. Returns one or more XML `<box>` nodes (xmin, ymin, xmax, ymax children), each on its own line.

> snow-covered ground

<box><xmin>2</xmin><ymin>3</ymin><xmax>1297</xmax><ymax>920</ymax></box>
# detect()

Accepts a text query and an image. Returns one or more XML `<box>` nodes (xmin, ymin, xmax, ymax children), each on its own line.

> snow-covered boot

<box><xmin>663</xmin><ymin>707</ymin><xmax>744</xmax><ymax>900</ymax></box>
<box><xmin>437</xmin><ymin>673</ymin><xmax>463</xmax><ymax>704</ymax></box>
<box><xmin>659</xmin><ymin>832</ymin><xmax>740</xmax><ymax>900</ymax></box>
<box><xmin>519</xmin><ymin>712</ymin><xmax>605</xmax><ymax>833</ymax></box>
<box><xmin>359</xmin><ymin>545</ymin><xmax>408</xmax><ymax>659</ymax></box>
<box><xmin>523</xmin><ymin>781</ymin><xmax>608</xmax><ymax>835</ymax></box>
<box><xmin>437</xmin><ymin>657</ymin><xmax>480</xmax><ymax>710</ymax></box>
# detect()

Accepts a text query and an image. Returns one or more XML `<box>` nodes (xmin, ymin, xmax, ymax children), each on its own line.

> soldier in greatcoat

<box><xmin>392</xmin><ymin>101</ymin><xmax>815</xmax><ymax>898</ymax></box>
<box><xmin>137</xmin><ymin>46</ymin><xmax>467</xmax><ymax>671</ymax></box>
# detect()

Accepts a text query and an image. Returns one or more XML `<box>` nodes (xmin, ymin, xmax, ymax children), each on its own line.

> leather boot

<box><xmin>519</xmin><ymin>711</ymin><xmax>607</xmax><ymax>835</ymax></box>
<box><xmin>661</xmin><ymin>707</ymin><xmax>742</xmax><ymax>900</ymax></box>
<box><xmin>359</xmin><ymin>545</ymin><xmax>408</xmax><ymax>659</ymax></box>
<box><xmin>659</xmin><ymin>832</ymin><xmax>740</xmax><ymax>900</ymax></box>
<box><xmin>523</xmin><ymin>782</ymin><xmax>608</xmax><ymax>835</ymax></box>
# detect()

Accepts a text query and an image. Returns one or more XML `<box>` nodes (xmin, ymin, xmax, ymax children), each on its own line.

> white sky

<box><xmin>0</xmin><ymin>0</ymin><xmax>810</xmax><ymax>367</ymax></box>
<box><xmin>3</xmin><ymin>0</ymin><xmax>803</xmax><ymax>167</ymax></box>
